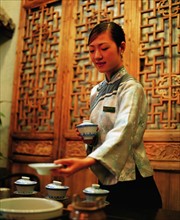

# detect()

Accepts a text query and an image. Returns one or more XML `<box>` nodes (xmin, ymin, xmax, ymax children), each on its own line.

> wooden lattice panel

<box><xmin>9</xmin><ymin>0</ymin><xmax>180</xmax><ymax>210</ymax></box>
<box><xmin>23</xmin><ymin>0</ymin><xmax>60</xmax><ymax>9</ymax></box>
<box><xmin>16</xmin><ymin>2</ymin><xmax>62</xmax><ymax>132</ymax></box>
<box><xmin>70</xmin><ymin>0</ymin><xmax>125</xmax><ymax>129</ymax></box>
<box><xmin>139</xmin><ymin>0</ymin><xmax>180</xmax><ymax>130</ymax></box>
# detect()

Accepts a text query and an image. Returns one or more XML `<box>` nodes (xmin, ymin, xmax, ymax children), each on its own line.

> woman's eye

<box><xmin>89</xmin><ymin>50</ymin><xmax>94</xmax><ymax>53</ymax></box>
<box><xmin>101</xmin><ymin>47</ymin><xmax>108</xmax><ymax>51</ymax></box>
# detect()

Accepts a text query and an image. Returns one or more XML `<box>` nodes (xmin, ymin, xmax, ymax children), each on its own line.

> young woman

<box><xmin>52</xmin><ymin>22</ymin><xmax>162</xmax><ymax>212</ymax></box>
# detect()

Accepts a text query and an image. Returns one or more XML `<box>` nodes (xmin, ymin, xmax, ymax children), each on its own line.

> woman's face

<box><xmin>89</xmin><ymin>31</ymin><xmax>124</xmax><ymax>78</ymax></box>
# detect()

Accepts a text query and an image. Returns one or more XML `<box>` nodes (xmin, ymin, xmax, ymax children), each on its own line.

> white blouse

<box><xmin>87</xmin><ymin>67</ymin><xmax>153</xmax><ymax>185</ymax></box>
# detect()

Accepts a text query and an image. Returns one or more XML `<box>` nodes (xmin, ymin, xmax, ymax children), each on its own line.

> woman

<box><xmin>53</xmin><ymin>22</ymin><xmax>162</xmax><ymax>212</ymax></box>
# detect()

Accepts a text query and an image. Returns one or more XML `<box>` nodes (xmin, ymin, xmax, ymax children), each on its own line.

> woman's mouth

<box><xmin>95</xmin><ymin>62</ymin><xmax>106</xmax><ymax>68</ymax></box>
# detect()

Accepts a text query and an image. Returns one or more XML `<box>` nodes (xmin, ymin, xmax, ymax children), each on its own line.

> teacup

<box><xmin>0</xmin><ymin>188</ymin><xmax>10</xmax><ymax>199</ymax></box>
<box><xmin>76</xmin><ymin>120</ymin><xmax>98</xmax><ymax>140</ymax></box>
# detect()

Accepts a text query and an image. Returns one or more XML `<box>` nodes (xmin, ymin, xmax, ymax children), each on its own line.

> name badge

<box><xmin>103</xmin><ymin>106</ymin><xmax>116</xmax><ymax>113</ymax></box>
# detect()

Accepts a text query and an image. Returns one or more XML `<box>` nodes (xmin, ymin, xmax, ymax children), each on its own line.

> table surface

<box><xmin>4</xmin><ymin>192</ymin><xmax>180</xmax><ymax>220</ymax></box>
<box><xmin>106</xmin><ymin>209</ymin><xmax>180</xmax><ymax>220</ymax></box>
<box><xmin>53</xmin><ymin>207</ymin><xmax>180</xmax><ymax>220</ymax></box>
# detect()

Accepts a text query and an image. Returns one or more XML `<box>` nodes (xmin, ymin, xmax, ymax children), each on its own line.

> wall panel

<box><xmin>9</xmin><ymin>0</ymin><xmax>180</xmax><ymax>210</ymax></box>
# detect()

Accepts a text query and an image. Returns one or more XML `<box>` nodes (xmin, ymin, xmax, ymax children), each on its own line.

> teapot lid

<box><xmin>83</xmin><ymin>184</ymin><xmax>109</xmax><ymax>195</ymax></box>
<box><xmin>14</xmin><ymin>176</ymin><xmax>37</xmax><ymax>185</ymax></box>
<box><xmin>46</xmin><ymin>180</ymin><xmax>69</xmax><ymax>190</ymax></box>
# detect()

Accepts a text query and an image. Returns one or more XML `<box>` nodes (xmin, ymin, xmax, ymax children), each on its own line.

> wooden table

<box><xmin>9</xmin><ymin>192</ymin><xmax>180</xmax><ymax>220</ymax></box>
<box><xmin>106</xmin><ymin>208</ymin><xmax>180</xmax><ymax>220</ymax></box>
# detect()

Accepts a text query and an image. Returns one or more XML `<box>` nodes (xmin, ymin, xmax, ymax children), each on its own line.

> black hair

<box><xmin>88</xmin><ymin>22</ymin><xmax>125</xmax><ymax>48</ymax></box>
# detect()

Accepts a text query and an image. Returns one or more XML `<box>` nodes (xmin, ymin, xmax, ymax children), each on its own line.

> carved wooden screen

<box><xmin>10</xmin><ymin>0</ymin><xmax>63</xmax><ymax>162</ymax></box>
<box><xmin>61</xmin><ymin>0</ymin><xmax>128</xmax><ymax>160</ymax></box>
<box><xmin>139</xmin><ymin>0</ymin><xmax>180</xmax><ymax>170</ymax></box>
<box><xmin>59</xmin><ymin>0</ymin><xmax>128</xmax><ymax>196</ymax></box>
<box><xmin>70</xmin><ymin>0</ymin><xmax>125</xmax><ymax>129</ymax></box>
<box><xmin>10</xmin><ymin>0</ymin><xmax>179</xmax><ymax>166</ymax></box>
<box><xmin>9</xmin><ymin>0</ymin><xmax>179</xmax><ymax>208</ymax></box>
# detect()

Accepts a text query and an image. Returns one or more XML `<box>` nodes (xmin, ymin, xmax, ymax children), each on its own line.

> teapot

<box><xmin>69</xmin><ymin>194</ymin><xmax>107</xmax><ymax>220</ymax></box>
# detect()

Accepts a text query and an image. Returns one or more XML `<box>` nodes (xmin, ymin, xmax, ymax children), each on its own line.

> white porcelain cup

<box><xmin>76</xmin><ymin>120</ymin><xmax>98</xmax><ymax>140</ymax></box>
<box><xmin>0</xmin><ymin>187</ymin><xmax>10</xmax><ymax>199</ymax></box>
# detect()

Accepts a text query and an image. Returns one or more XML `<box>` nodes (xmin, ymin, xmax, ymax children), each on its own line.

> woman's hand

<box><xmin>51</xmin><ymin>157</ymin><xmax>96</xmax><ymax>177</ymax></box>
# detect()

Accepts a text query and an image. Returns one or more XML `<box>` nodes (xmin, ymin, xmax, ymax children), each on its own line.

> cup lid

<box><xmin>83</xmin><ymin>184</ymin><xmax>109</xmax><ymax>195</ymax></box>
<box><xmin>14</xmin><ymin>176</ymin><xmax>37</xmax><ymax>185</ymax></box>
<box><xmin>46</xmin><ymin>181</ymin><xmax>69</xmax><ymax>190</ymax></box>
<box><xmin>76</xmin><ymin>120</ymin><xmax>97</xmax><ymax>128</ymax></box>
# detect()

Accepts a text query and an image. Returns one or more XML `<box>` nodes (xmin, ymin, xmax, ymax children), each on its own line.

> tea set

<box><xmin>1</xmin><ymin>172</ymin><xmax>108</xmax><ymax>219</ymax></box>
<box><xmin>13</xmin><ymin>176</ymin><xmax>109</xmax><ymax>203</ymax></box>
<box><xmin>13</xmin><ymin>120</ymin><xmax>107</xmax><ymax>201</ymax></box>
<box><xmin>0</xmin><ymin>120</ymin><xmax>108</xmax><ymax>219</ymax></box>
<box><xmin>13</xmin><ymin>176</ymin><xmax>68</xmax><ymax>199</ymax></box>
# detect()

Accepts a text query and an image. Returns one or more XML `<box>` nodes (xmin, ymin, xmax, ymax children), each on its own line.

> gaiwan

<box><xmin>14</xmin><ymin>176</ymin><xmax>37</xmax><ymax>194</ymax></box>
<box><xmin>46</xmin><ymin>181</ymin><xmax>69</xmax><ymax>200</ymax></box>
<box><xmin>83</xmin><ymin>184</ymin><xmax>109</xmax><ymax>203</ymax></box>
<box><xmin>76</xmin><ymin>120</ymin><xmax>98</xmax><ymax>140</ymax></box>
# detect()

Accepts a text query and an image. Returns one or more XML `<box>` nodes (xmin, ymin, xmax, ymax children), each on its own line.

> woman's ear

<box><xmin>120</xmin><ymin>41</ymin><xmax>126</xmax><ymax>53</ymax></box>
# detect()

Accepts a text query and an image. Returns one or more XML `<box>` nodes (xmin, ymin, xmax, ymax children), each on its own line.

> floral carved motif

<box><xmin>145</xmin><ymin>142</ymin><xmax>180</xmax><ymax>161</ymax></box>
<box><xmin>65</xmin><ymin>141</ymin><xmax>86</xmax><ymax>158</ymax></box>
<box><xmin>13</xmin><ymin>140</ymin><xmax>53</xmax><ymax>156</ymax></box>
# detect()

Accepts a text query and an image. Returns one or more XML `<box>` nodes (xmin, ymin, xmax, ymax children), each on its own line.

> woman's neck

<box><xmin>105</xmin><ymin>66</ymin><xmax>124</xmax><ymax>81</ymax></box>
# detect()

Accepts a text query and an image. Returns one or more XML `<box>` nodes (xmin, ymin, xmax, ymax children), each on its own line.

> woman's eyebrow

<box><xmin>89</xmin><ymin>42</ymin><xmax>109</xmax><ymax>47</ymax></box>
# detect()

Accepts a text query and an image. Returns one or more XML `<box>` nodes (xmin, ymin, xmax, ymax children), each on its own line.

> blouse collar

<box><xmin>105</xmin><ymin>66</ymin><xmax>127</xmax><ymax>83</ymax></box>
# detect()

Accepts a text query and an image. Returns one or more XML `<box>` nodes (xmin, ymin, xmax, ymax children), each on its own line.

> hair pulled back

<box><xmin>88</xmin><ymin>22</ymin><xmax>125</xmax><ymax>48</ymax></box>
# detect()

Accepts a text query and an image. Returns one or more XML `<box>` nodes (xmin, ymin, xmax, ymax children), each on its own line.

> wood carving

<box><xmin>13</xmin><ymin>140</ymin><xmax>53</xmax><ymax>156</ymax></box>
<box><xmin>23</xmin><ymin>0</ymin><xmax>59</xmax><ymax>9</ymax></box>
<box><xmin>70</xmin><ymin>0</ymin><xmax>125</xmax><ymax>129</ymax></box>
<box><xmin>15</xmin><ymin>2</ymin><xmax>61</xmax><ymax>133</ymax></box>
<box><xmin>145</xmin><ymin>142</ymin><xmax>180</xmax><ymax>161</ymax></box>
<box><xmin>139</xmin><ymin>0</ymin><xmax>180</xmax><ymax>130</ymax></box>
<box><xmin>64</xmin><ymin>141</ymin><xmax>87</xmax><ymax>158</ymax></box>
<box><xmin>9</xmin><ymin>0</ymin><xmax>180</xmax><ymax>210</ymax></box>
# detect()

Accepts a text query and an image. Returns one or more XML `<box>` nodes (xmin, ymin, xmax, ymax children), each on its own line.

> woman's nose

<box><xmin>94</xmin><ymin>50</ymin><xmax>102</xmax><ymax>59</ymax></box>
